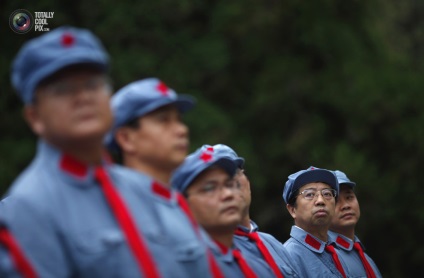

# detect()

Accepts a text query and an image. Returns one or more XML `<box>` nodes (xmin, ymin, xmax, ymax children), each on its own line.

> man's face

<box><xmin>26</xmin><ymin>67</ymin><xmax>113</xmax><ymax>145</ymax></box>
<box><xmin>120</xmin><ymin>105</ymin><xmax>189</xmax><ymax>171</ymax></box>
<box><xmin>185</xmin><ymin>167</ymin><xmax>243</xmax><ymax>233</ymax></box>
<box><xmin>235</xmin><ymin>169</ymin><xmax>251</xmax><ymax>218</ymax></box>
<box><xmin>287</xmin><ymin>182</ymin><xmax>336</xmax><ymax>232</ymax></box>
<box><xmin>330</xmin><ymin>184</ymin><xmax>360</xmax><ymax>231</ymax></box>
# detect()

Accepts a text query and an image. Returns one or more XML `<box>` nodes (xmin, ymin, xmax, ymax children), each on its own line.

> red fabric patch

<box><xmin>200</xmin><ymin>152</ymin><xmax>212</xmax><ymax>162</ymax></box>
<box><xmin>336</xmin><ymin>236</ymin><xmax>350</xmax><ymax>249</ymax></box>
<box><xmin>61</xmin><ymin>33</ymin><xmax>75</xmax><ymax>47</ymax></box>
<box><xmin>152</xmin><ymin>181</ymin><xmax>171</xmax><ymax>200</ymax></box>
<box><xmin>305</xmin><ymin>234</ymin><xmax>321</xmax><ymax>250</ymax></box>
<box><xmin>60</xmin><ymin>154</ymin><xmax>88</xmax><ymax>177</ymax></box>
<box><xmin>207</xmin><ymin>147</ymin><xmax>214</xmax><ymax>152</ymax></box>
<box><xmin>214</xmin><ymin>240</ymin><xmax>229</xmax><ymax>254</ymax></box>
<box><xmin>156</xmin><ymin>81</ymin><xmax>169</xmax><ymax>96</ymax></box>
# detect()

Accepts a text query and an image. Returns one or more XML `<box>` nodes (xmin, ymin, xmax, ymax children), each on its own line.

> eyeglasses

<box><xmin>40</xmin><ymin>76</ymin><xmax>111</xmax><ymax>99</ymax></box>
<box><xmin>298</xmin><ymin>188</ymin><xmax>337</xmax><ymax>200</ymax></box>
<box><xmin>188</xmin><ymin>179</ymin><xmax>241</xmax><ymax>197</ymax></box>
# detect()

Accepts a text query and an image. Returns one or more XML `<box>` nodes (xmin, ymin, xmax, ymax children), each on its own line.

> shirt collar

<box><xmin>290</xmin><ymin>226</ymin><xmax>327</xmax><ymax>253</ymax></box>
<box><xmin>328</xmin><ymin>231</ymin><xmax>364</xmax><ymax>251</ymax></box>
<box><xmin>237</xmin><ymin>219</ymin><xmax>259</xmax><ymax>233</ymax></box>
<box><xmin>150</xmin><ymin>181</ymin><xmax>178</xmax><ymax>204</ymax></box>
<box><xmin>207</xmin><ymin>239</ymin><xmax>236</xmax><ymax>263</ymax></box>
<box><xmin>37</xmin><ymin>140</ymin><xmax>112</xmax><ymax>187</ymax></box>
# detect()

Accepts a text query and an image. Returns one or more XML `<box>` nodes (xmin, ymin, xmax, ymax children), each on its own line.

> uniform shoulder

<box><xmin>109</xmin><ymin>164</ymin><xmax>153</xmax><ymax>184</ymax></box>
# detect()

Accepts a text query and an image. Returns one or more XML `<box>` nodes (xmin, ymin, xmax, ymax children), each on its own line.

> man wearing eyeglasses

<box><xmin>329</xmin><ymin>170</ymin><xmax>382</xmax><ymax>278</ymax></box>
<box><xmin>172</xmin><ymin>145</ymin><xmax>275</xmax><ymax>277</ymax></box>
<box><xmin>2</xmin><ymin>26</ymin><xmax>204</xmax><ymax>277</ymax></box>
<box><xmin>282</xmin><ymin>166</ymin><xmax>349</xmax><ymax>278</ymax></box>
<box><xmin>208</xmin><ymin>144</ymin><xmax>298</xmax><ymax>277</ymax></box>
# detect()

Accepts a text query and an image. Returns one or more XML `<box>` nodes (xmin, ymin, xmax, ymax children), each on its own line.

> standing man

<box><xmin>1</xmin><ymin>26</ymin><xmax>204</xmax><ymax>277</ymax></box>
<box><xmin>282</xmin><ymin>166</ymin><xmax>348</xmax><ymax>278</ymax></box>
<box><xmin>329</xmin><ymin>170</ymin><xmax>382</xmax><ymax>278</ymax></box>
<box><xmin>210</xmin><ymin>144</ymin><xmax>298</xmax><ymax>278</ymax></box>
<box><xmin>104</xmin><ymin>79</ymin><xmax>223</xmax><ymax>278</ymax></box>
<box><xmin>171</xmin><ymin>145</ymin><xmax>275</xmax><ymax>278</ymax></box>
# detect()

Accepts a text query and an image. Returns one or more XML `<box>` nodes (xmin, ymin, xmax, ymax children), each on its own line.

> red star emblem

<box><xmin>156</xmin><ymin>81</ymin><xmax>169</xmax><ymax>96</ymax></box>
<box><xmin>61</xmin><ymin>33</ymin><xmax>75</xmax><ymax>47</ymax></box>
<box><xmin>206</xmin><ymin>147</ymin><xmax>214</xmax><ymax>152</ymax></box>
<box><xmin>200</xmin><ymin>152</ymin><xmax>212</xmax><ymax>163</ymax></box>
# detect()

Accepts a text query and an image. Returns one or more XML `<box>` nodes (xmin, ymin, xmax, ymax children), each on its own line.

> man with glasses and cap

<box><xmin>209</xmin><ymin>144</ymin><xmax>298</xmax><ymax>277</ymax></box>
<box><xmin>1</xmin><ymin>26</ymin><xmax>209</xmax><ymax>277</ymax></box>
<box><xmin>171</xmin><ymin>145</ymin><xmax>276</xmax><ymax>278</ymax></box>
<box><xmin>104</xmin><ymin>79</ymin><xmax>224</xmax><ymax>277</ymax></box>
<box><xmin>329</xmin><ymin>170</ymin><xmax>382</xmax><ymax>278</ymax></box>
<box><xmin>282</xmin><ymin>166</ymin><xmax>349</xmax><ymax>278</ymax></box>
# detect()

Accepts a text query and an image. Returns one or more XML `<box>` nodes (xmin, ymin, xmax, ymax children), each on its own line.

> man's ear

<box><xmin>115</xmin><ymin>127</ymin><xmax>137</xmax><ymax>154</ymax></box>
<box><xmin>24</xmin><ymin>105</ymin><xmax>45</xmax><ymax>136</ymax></box>
<box><xmin>286</xmin><ymin>203</ymin><xmax>296</xmax><ymax>219</ymax></box>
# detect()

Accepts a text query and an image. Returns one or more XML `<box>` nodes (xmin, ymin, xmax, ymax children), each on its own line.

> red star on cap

<box><xmin>61</xmin><ymin>33</ymin><xmax>75</xmax><ymax>47</ymax></box>
<box><xmin>156</xmin><ymin>81</ymin><xmax>169</xmax><ymax>96</ymax></box>
<box><xmin>200</xmin><ymin>152</ymin><xmax>212</xmax><ymax>163</ymax></box>
<box><xmin>206</xmin><ymin>147</ymin><xmax>214</xmax><ymax>152</ymax></box>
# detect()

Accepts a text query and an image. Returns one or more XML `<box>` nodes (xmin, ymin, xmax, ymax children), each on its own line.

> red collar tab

<box><xmin>152</xmin><ymin>181</ymin><xmax>172</xmax><ymax>200</ymax></box>
<box><xmin>214</xmin><ymin>240</ymin><xmax>229</xmax><ymax>254</ymax></box>
<box><xmin>60</xmin><ymin>154</ymin><xmax>88</xmax><ymax>177</ymax></box>
<box><xmin>305</xmin><ymin>234</ymin><xmax>322</xmax><ymax>250</ymax></box>
<box><xmin>336</xmin><ymin>236</ymin><xmax>351</xmax><ymax>249</ymax></box>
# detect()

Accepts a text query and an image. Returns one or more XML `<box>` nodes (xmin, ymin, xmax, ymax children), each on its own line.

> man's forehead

<box><xmin>299</xmin><ymin>182</ymin><xmax>332</xmax><ymax>190</ymax></box>
<box><xmin>192</xmin><ymin>167</ymin><xmax>230</xmax><ymax>183</ymax></box>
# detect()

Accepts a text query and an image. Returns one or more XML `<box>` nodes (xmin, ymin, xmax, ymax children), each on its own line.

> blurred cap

<box><xmin>282</xmin><ymin>166</ymin><xmax>339</xmax><ymax>204</ymax></box>
<box><xmin>171</xmin><ymin>145</ymin><xmax>238</xmax><ymax>193</ymax></box>
<box><xmin>333</xmin><ymin>170</ymin><xmax>356</xmax><ymax>188</ymax></box>
<box><xmin>11</xmin><ymin>26</ymin><xmax>109</xmax><ymax>104</ymax></box>
<box><xmin>104</xmin><ymin>78</ymin><xmax>195</xmax><ymax>151</ymax></box>
<box><xmin>203</xmin><ymin>144</ymin><xmax>245</xmax><ymax>168</ymax></box>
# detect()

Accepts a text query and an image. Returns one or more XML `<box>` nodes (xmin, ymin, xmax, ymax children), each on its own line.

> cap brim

<box><xmin>235</xmin><ymin>158</ymin><xmax>245</xmax><ymax>168</ymax></box>
<box><xmin>104</xmin><ymin>94</ymin><xmax>195</xmax><ymax>151</ymax></box>
<box><xmin>174</xmin><ymin>95</ymin><xmax>196</xmax><ymax>113</ymax></box>
<box><xmin>182</xmin><ymin>157</ymin><xmax>237</xmax><ymax>193</ymax></box>
<box><xmin>294</xmin><ymin>169</ymin><xmax>338</xmax><ymax>192</ymax></box>
<box><xmin>25</xmin><ymin>54</ymin><xmax>108</xmax><ymax>104</ymax></box>
<box><xmin>339</xmin><ymin>181</ymin><xmax>356</xmax><ymax>188</ymax></box>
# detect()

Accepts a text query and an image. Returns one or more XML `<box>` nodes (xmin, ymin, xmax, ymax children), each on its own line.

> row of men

<box><xmin>0</xmin><ymin>26</ymin><xmax>382</xmax><ymax>277</ymax></box>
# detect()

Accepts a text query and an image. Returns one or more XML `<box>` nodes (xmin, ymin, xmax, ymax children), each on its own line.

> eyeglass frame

<box><xmin>36</xmin><ymin>75</ymin><xmax>112</xmax><ymax>101</ymax></box>
<box><xmin>298</xmin><ymin>188</ymin><xmax>337</xmax><ymax>201</ymax></box>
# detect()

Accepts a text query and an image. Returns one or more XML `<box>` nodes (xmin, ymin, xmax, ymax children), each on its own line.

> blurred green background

<box><xmin>2</xmin><ymin>1</ymin><xmax>423</xmax><ymax>276</ymax></box>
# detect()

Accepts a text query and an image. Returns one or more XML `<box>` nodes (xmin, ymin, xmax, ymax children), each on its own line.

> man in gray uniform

<box><xmin>329</xmin><ymin>170</ymin><xmax>382</xmax><ymax>278</ymax></box>
<box><xmin>1</xmin><ymin>26</ymin><xmax>218</xmax><ymax>277</ymax></box>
